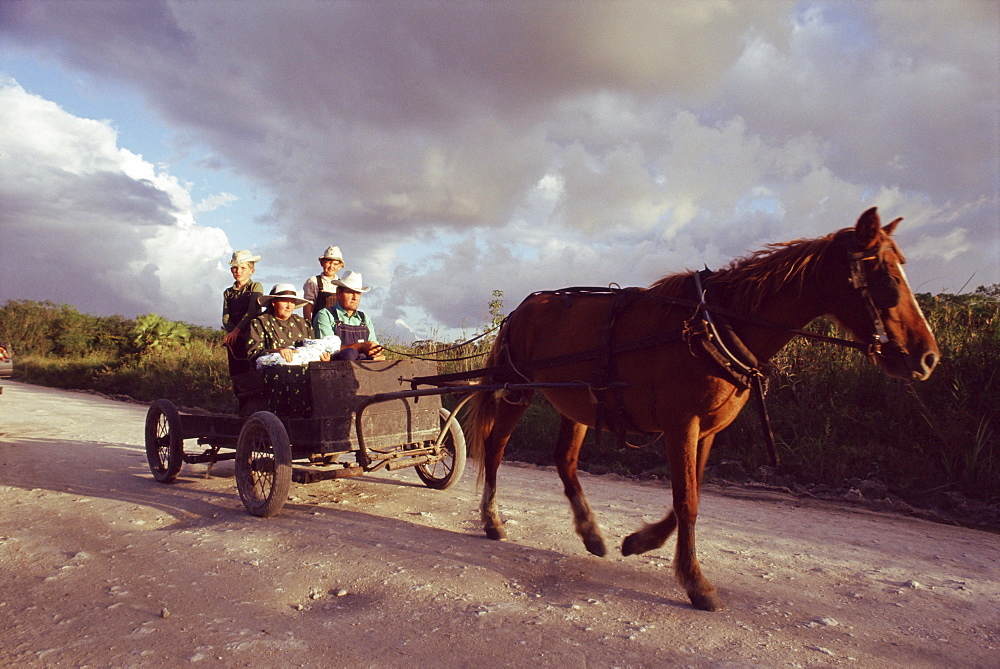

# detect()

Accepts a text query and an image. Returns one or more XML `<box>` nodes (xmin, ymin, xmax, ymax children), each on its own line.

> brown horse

<box><xmin>465</xmin><ymin>208</ymin><xmax>939</xmax><ymax>611</ymax></box>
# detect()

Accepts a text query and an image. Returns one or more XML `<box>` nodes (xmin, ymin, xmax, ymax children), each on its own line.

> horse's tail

<box><xmin>465</xmin><ymin>332</ymin><xmax>506</xmax><ymax>484</ymax></box>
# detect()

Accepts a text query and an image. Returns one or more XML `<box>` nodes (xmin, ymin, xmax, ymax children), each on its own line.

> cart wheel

<box><xmin>145</xmin><ymin>399</ymin><xmax>184</xmax><ymax>483</ymax></box>
<box><xmin>415</xmin><ymin>407</ymin><xmax>467</xmax><ymax>490</ymax></box>
<box><xmin>236</xmin><ymin>411</ymin><xmax>292</xmax><ymax>517</ymax></box>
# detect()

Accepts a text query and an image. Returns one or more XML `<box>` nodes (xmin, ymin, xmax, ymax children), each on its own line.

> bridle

<box><xmin>846</xmin><ymin>239</ymin><xmax>904</xmax><ymax>359</ymax></box>
<box><xmin>690</xmin><ymin>236</ymin><xmax>906</xmax><ymax>360</ymax></box>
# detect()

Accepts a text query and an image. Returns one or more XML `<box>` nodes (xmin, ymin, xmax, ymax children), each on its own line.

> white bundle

<box><xmin>255</xmin><ymin>335</ymin><xmax>342</xmax><ymax>368</ymax></box>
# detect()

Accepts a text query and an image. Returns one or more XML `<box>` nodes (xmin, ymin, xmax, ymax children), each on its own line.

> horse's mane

<box><xmin>649</xmin><ymin>229</ymin><xmax>846</xmax><ymax>312</ymax></box>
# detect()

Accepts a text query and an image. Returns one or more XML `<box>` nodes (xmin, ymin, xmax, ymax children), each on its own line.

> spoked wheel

<box><xmin>415</xmin><ymin>407</ymin><xmax>467</xmax><ymax>490</ymax></box>
<box><xmin>145</xmin><ymin>399</ymin><xmax>184</xmax><ymax>483</ymax></box>
<box><xmin>236</xmin><ymin>411</ymin><xmax>292</xmax><ymax>517</ymax></box>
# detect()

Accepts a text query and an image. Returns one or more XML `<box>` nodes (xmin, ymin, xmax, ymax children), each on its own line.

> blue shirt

<box><xmin>315</xmin><ymin>304</ymin><xmax>378</xmax><ymax>344</ymax></box>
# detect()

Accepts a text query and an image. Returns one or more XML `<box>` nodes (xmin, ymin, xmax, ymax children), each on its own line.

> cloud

<box><xmin>0</xmin><ymin>78</ymin><xmax>232</xmax><ymax>324</ymax></box>
<box><xmin>909</xmin><ymin>229</ymin><xmax>970</xmax><ymax>264</ymax></box>
<box><xmin>0</xmin><ymin>0</ymin><xmax>997</xmax><ymax>338</ymax></box>
<box><xmin>194</xmin><ymin>192</ymin><xmax>237</xmax><ymax>213</ymax></box>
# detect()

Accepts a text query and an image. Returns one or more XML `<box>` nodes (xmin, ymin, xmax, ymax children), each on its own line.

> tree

<box><xmin>128</xmin><ymin>314</ymin><xmax>191</xmax><ymax>354</ymax></box>
<box><xmin>487</xmin><ymin>289</ymin><xmax>505</xmax><ymax>332</ymax></box>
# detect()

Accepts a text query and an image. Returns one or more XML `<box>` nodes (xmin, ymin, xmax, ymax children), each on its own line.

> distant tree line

<box><xmin>0</xmin><ymin>299</ymin><xmax>218</xmax><ymax>357</ymax></box>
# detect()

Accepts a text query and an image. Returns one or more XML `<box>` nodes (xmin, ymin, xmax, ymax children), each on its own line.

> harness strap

<box><xmin>529</xmin><ymin>286</ymin><xmax>873</xmax><ymax>353</ymax></box>
<box><xmin>410</xmin><ymin>330</ymin><xmax>683</xmax><ymax>386</ymax></box>
<box><xmin>849</xmin><ymin>246</ymin><xmax>890</xmax><ymax>348</ymax></box>
<box><xmin>752</xmin><ymin>374</ymin><xmax>779</xmax><ymax>467</ymax></box>
<box><xmin>689</xmin><ymin>269</ymin><xmax>779</xmax><ymax>466</ymax></box>
<box><xmin>691</xmin><ymin>269</ymin><xmax>761</xmax><ymax>388</ymax></box>
<box><xmin>589</xmin><ymin>290</ymin><xmax>656</xmax><ymax>450</ymax></box>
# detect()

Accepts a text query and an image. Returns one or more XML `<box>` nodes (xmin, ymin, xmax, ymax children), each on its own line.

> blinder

<box><xmin>847</xmin><ymin>243</ymin><xmax>897</xmax><ymax>350</ymax></box>
<box><xmin>868</xmin><ymin>268</ymin><xmax>901</xmax><ymax>310</ymax></box>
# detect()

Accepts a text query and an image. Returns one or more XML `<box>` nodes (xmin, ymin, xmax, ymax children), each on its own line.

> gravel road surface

<box><xmin>0</xmin><ymin>380</ymin><xmax>997</xmax><ymax>667</ymax></box>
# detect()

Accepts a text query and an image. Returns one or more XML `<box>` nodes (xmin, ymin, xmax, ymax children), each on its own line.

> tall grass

<box><xmin>14</xmin><ymin>341</ymin><xmax>235</xmax><ymax>413</ymax></box>
<box><xmin>4</xmin><ymin>293</ymin><xmax>997</xmax><ymax>504</ymax></box>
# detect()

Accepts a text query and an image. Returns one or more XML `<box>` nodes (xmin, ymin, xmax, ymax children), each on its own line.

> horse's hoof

<box><xmin>485</xmin><ymin>526</ymin><xmax>506</xmax><ymax>541</ymax></box>
<box><xmin>689</xmin><ymin>592</ymin><xmax>724</xmax><ymax>611</ymax></box>
<box><xmin>620</xmin><ymin>533</ymin><xmax>642</xmax><ymax>556</ymax></box>
<box><xmin>584</xmin><ymin>538</ymin><xmax>607</xmax><ymax>557</ymax></box>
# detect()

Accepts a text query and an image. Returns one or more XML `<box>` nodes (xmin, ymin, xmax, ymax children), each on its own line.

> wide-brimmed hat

<box><xmin>258</xmin><ymin>284</ymin><xmax>309</xmax><ymax>307</ymax></box>
<box><xmin>318</xmin><ymin>245</ymin><xmax>344</xmax><ymax>262</ymax></box>
<box><xmin>331</xmin><ymin>270</ymin><xmax>370</xmax><ymax>293</ymax></box>
<box><xmin>229</xmin><ymin>250</ymin><xmax>260</xmax><ymax>266</ymax></box>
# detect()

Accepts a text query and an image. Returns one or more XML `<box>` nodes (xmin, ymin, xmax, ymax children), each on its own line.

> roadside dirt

<box><xmin>0</xmin><ymin>380</ymin><xmax>997</xmax><ymax>668</ymax></box>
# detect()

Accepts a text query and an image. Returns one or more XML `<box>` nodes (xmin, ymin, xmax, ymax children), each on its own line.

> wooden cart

<box><xmin>144</xmin><ymin>360</ymin><xmax>466</xmax><ymax>517</ymax></box>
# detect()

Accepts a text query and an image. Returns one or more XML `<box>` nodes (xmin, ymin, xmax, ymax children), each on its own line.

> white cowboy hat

<box><xmin>318</xmin><ymin>245</ymin><xmax>344</xmax><ymax>262</ymax></box>
<box><xmin>331</xmin><ymin>270</ymin><xmax>370</xmax><ymax>293</ymax></box>
<box><xmin>229</xmin><ymin>250</ymin><xmax>261</xmax><ymax>266</ymax></box>
<box><xmin>258</xmin><ymin>284</ymin><xmax>309</xmax><ymax>307</ymax></box>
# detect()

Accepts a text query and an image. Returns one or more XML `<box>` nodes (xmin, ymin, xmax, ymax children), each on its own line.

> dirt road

<box><xmin>0</xmin><ymin>381</ymin><xmax>997</xmax><ymax>667</ymax></box>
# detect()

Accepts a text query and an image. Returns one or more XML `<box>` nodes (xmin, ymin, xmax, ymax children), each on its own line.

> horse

<box><xmin>464</xmin><ymin>207</ymin><xmax>939</xmax><ymax>611</ymax></box>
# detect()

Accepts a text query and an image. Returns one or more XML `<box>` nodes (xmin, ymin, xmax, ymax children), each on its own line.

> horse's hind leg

<box><xmin>621</xmin><ymin>513</ymin><xmax>678</xmax><ymax>556</ymax></box>
<box><xmin>553</xmin><ymin>416</ymin><xmax>606</xmax><ymax>557</ymax></box>
<box><xmin>480</xmin><ymin>396</ymin><xmax>530</xmax><ymax>541</ymax></box>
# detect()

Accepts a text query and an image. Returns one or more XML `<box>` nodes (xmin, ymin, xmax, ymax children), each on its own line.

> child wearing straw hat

<box><xmin>222</xmin><ymin>250</ymin><xmax>264</xmax><ymax>378</ymax></box>
<box><xmin>303</xmin><ymin>245</ymin><xmax>345</xmax><ymax>324</ymax></box>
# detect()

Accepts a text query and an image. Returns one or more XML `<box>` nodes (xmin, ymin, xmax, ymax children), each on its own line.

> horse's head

<box><xmin>826</xmin><ymin>208</ymin><xmax>940</xmax><ymax>381</ymax></box>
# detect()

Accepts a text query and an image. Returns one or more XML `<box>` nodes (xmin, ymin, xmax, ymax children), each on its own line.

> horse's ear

<box><xmin>883</xmin><ymin>217</ymin><xmax>902</xmax><ymax>236</ymax></box>
<box><xmin>855</xmin><ymin>207</ymin><xmax>881</xmax><ymax>249</ymax></box>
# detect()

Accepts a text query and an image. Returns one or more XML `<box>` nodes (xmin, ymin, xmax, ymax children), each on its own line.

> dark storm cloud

<box><xmin>0</xmin><ymin>1</ymin><xmax>996</xmax><ymax>335</ymax></box>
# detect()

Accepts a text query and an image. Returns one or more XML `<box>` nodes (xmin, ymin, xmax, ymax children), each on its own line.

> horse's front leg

<box><xmin>622</xmin><ymin>430</ymin><xmax>722</xmax><ymax>611</ymax></box>
<box><xmin>668</xmin><ymin>427</ymin><xmax>721</xmax><ymax>611</ymax></box>
<box><xmin>621</xmin><ymin>433</ymin><xmax>715</xmax><ymax>556</ymax></box>
<box><xmin>553</xmin><ymin>416</ymin><xmax>606</xmax><ymax>556</ymax></box>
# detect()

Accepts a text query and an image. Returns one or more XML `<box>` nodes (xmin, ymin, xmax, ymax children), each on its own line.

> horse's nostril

<box><xmin>922</xmin><ymin>351</ymin><xmax>939</xmax><ymax>372</ymax></box>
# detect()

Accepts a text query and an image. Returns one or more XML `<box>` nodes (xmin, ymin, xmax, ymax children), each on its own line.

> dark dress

<box><xmin>222</xmin><ymin>281</ymin><xmax>264</xmax><ymax>376</ymax></box>
<box><xmin>243</xmin><ymin>312</ymin><xmax>316</xmax><ymax>416</ymax></box>
<box><xmin>245</xmin><ymin>313</ymin><xmax>315</xmax><ymax>362</ymax></box>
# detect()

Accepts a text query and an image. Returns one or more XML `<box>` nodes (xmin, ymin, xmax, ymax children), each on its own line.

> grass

<box><xmin>13</xmin><ymin>341</ymin><xmax>235</xmax><ymax>413</ymax></box>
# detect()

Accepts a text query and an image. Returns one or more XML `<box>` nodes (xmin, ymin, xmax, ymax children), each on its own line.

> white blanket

<box><xmin>255</xmin><ymin>335</ymin><xmax>342</xmax><ymax>368</ymax></box>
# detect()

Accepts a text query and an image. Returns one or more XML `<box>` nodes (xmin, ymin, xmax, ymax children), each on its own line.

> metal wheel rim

<box><xmin>420</xmin><ymin>439</ymin><xmax>455</xmax><ymax>480</ymax></box>
<box><xmin>153</xmin><ymin>413</ymin><xmax>171</xmax><ymax>470</ymax></box>
<box><xmin>243</xmin><ymin>423</ymin><xmax>277</xmax><ymax>503</ymax></box>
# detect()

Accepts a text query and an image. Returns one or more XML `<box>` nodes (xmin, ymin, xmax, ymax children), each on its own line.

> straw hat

<box><xmin>331</xmin><ymin>270</ymin><xmax>370</xmax><ymax>293</ymax></box>
<box><xmin>229</xmin><ymin>250</ymin><xmax>261</xmax><ymax>266</ymax></box>
<box><xmin>319</xmin><ymin>246</ymin><xmax>344</xmax><ymax>262</ymax></box>
<box><xmin>258</xmin><ymin>284</ymin><xmax>309</xmax><ymax>307</ymax></box>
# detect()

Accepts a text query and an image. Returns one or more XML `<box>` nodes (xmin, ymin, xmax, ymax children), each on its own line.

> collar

<box><xmin>334</xmin><ymin>303</ymin><xmax>358</xmax><ymax>319</ymax></box>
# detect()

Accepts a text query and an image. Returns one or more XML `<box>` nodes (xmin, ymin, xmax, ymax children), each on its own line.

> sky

<box><xmin>1</xmin><ymin>0</ymin><xmax>997</xmax><ymax>343</ymax></box>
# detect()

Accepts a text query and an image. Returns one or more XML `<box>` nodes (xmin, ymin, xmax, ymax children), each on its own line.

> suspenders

<box><xmin>331</xmin><ymin>309</ymin><xmax>369</xmax><ymax>346</ymax></box>
<box><xmin>312</xmin><ymin>274</ymin><xmax>336</xmax><ymax>318</ymax></box>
